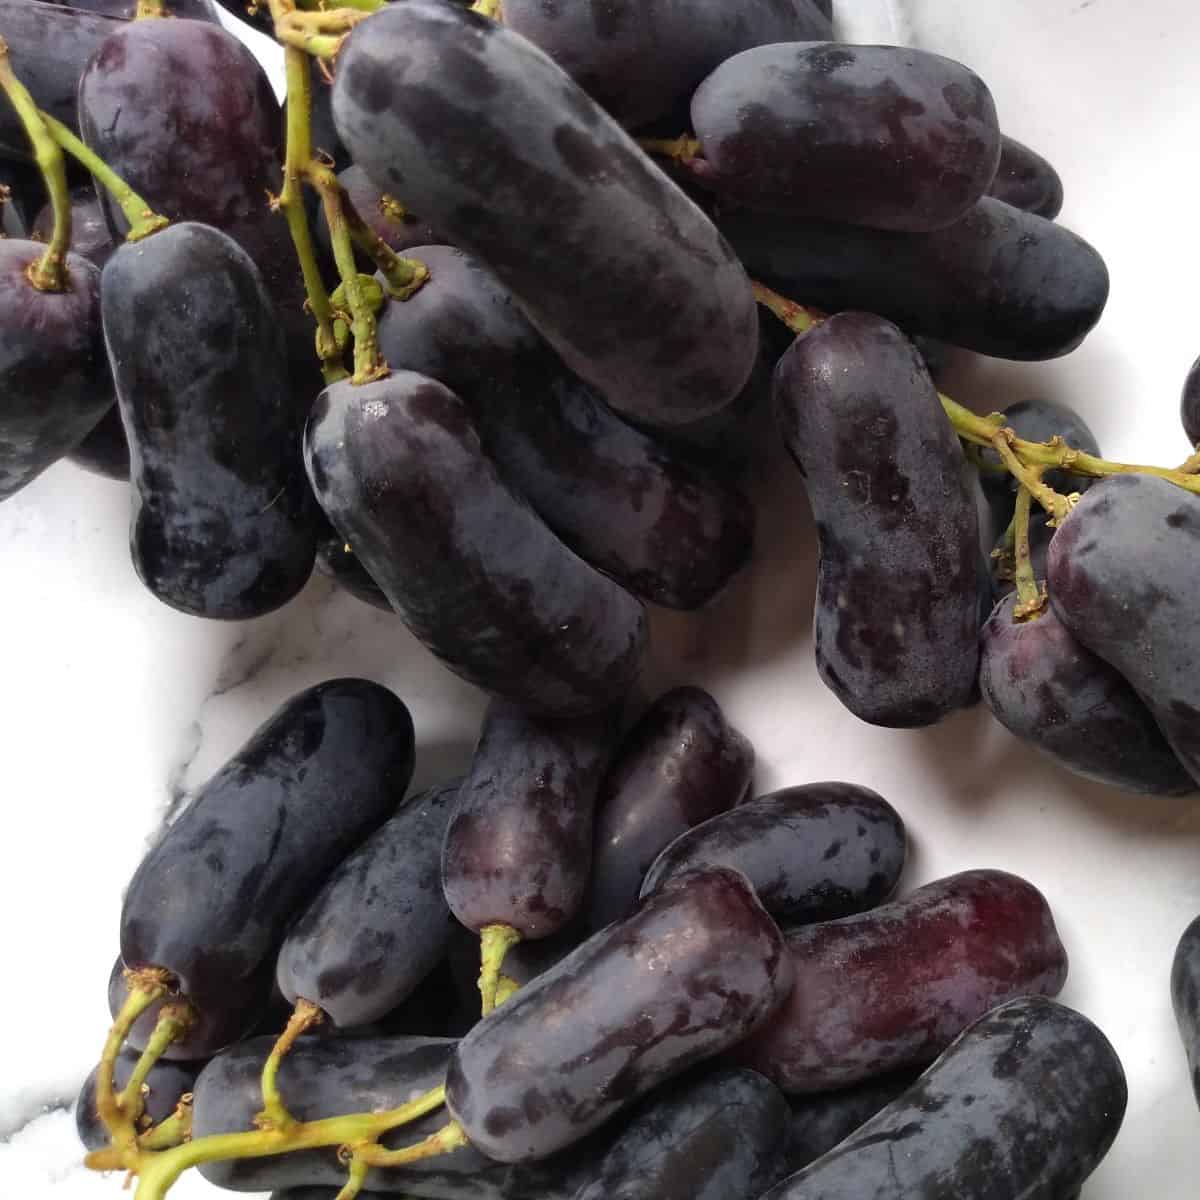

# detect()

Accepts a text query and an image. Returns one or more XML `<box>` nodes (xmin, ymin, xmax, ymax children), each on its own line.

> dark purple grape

<box><xmin>1182</xmin><ymin>354</ymin><xmax>1200</xmax><ymax>447</ymax></box>
<box><xmin>1048</xmin><ymin>475</ymin><xmax>1200</xmax><ymax>788</ymax></box>
<box><xmin>0</xmin><ymin>242</ymin><xmax>110</xmax><ymax>501</ymax></box>
<box><xmin>689</xmin><ymin>43</ymin><xmax>1000</xmax><ymax>232</ymax></box>
<box><xmin>720</xmin><ymin>196</ymin><xmax>1109</xmax><ymax>360</ymax></box>
<box><xmin>320</xmin><ymin>165</ymin><xmax>443</xmax><ymax>258</ymax></box>
<box><xmin>639</xmin><ymin>783</ymin><xmax>906</xmax><ymax>923</ymax></box>
<box><xmin>445</xmin><ymin>866</ymin><xmax>792</xmax><ymax>1163</ymax></box>
<box><xmin>502</xmin><ymin>0</ymin><xmax>831</xmax><ymax>128</ymax></box>
<box><xmin>1172</xmin><ymin>915</ymin><xmax>1200</xmax><ymax>1109</ymax></box>
<box><xmin>102</xmin><ymin>223</ymin><xmax>316</xmax><ymax>618</ymax></box>
<box><xmin>0</xmin><ymin>0</ymin><xmax>123</xmax><ymax>160</ymax></box>
<box><xmin>276</xmin><ymin>781</ymin><xmax>459</xmax><ymax>1028</ymax></box>
<box><xmin>811</xmin><ymin>0</ymin><xmax>833</xmax><ymax>17</ymax></box>
<box><xmin>574</xmin><ymin>1067</ymin><xmax>791</xmax><ymax>1200</ymax></box>
<box><xmin>313</xmin><ymin>519</ymin><xmax>391</xmax><ymax>612</ymax></box>
<box><xmin>332</xmin><ymin>1</ymin><xmax>759</xmax><ymax>428</ymax></box>
<box><xmin>588</xmin><ymin>687</ymin><xmax>754</xmax><ymax>930</ymax></box>
<box><xmin>32</xmin><ymin>187</ymin><xmax>116</xmax><ymax>270</ymax></box>
<box><xmin>987</xmin><ymin>133</ymin><xmax>1064</xmax><ymax>219</ymax></box>
<box><xmin>980</xmin><ymin>593</ymin><xmax>1193</xmax><ymax>796</ymax></box>
<box><xmin>304</xmin><ymin>372</ymin><xmax>646</xmax><ymax>716</ymax></box>
<box><xmin>118</xmin><ymin>680</ymin><xmax>414</xmax><ymax>1058</ymax></box>
<box><xmin>775</xmin><ymin>312</ymin><xmax>979</xmax><ymax>727</ymax></box>
<box><xmin>66</xmin><ymin>403</ymin><xmax>129</xmax><ymax>481</ymax></box>
<box><xmin>738</xmin><ymin>870</ymin><xmax>1068</xmax><ymax>1093</ymax></box>
<box><xmin>782</xmin><ymin>1068</ymin><xmax>922</xmax><ymax>1173</ymax></box>
<box><xmin>761</xmin><ymin>997</ymin><xmax>1125</xmax><ymax>1199</ymax></box>
<box><xmin>0</xmin><ymin>160</ymin><xmax>45</xmax><ymax>235</ymax></box>
<box><xmin>443</xmin><ymin>701</ymin><xmax>614</xmax><ymax>941</ymax></box>
<box><xmin>75</xmin><ymin>1047</ymin><xmax>200</xmax><ymax>1152</ymax></box>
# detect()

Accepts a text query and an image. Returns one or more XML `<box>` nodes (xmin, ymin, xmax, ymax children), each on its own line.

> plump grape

<box><xmin>277</xmin><ymin>782</ymin><xmax>460</xmax><ymax>1028</ymax></box>
<box><xmin>738</xmin><ymin>870</ymin><xmax>1068</xmax><ymax>1093</ymax></box>
<box><xmin>721</xmin><ymin>196</ymin><xmax>1109</xmax><ymax>360</ymax></box>
<box><xmin>689</xmin><ymin>43</ymin><xmax>999</xmax><ymax>232</ymax></box>
<box><xmin>0</xmin><ymin>242</ymin><xmax>110</xmax><ymax>501</ymax></box>
<box><xmin>1048</xmin><ymin>475</ymin><xmax>1200</xmax><ymax>788</ymax></box>
<box><xmin>501</xmin><ymin>0</ymin><xmax>831</xmax><ymax>128</ymax></box>
<box><xmin>1172</xmin><ymin>915</ymin><xmax>1200</xmax><ymax>1110</ymax></box>
<box><xmin>445</xmin><ymin>866</ymin><xmax>791</xmax><ymax>1163</ymax></box>
<box><xmin>987</xmin><ymin>133</ymin><xmax>1064</xmax><ymax>219</ymax></box>
<box><xmin>304</xmin><ymin>372</ymin><xmax>646</xmax><ymax>716</ymax></box>
<box><xmin>574</xmin><ymin>1067</ymin><xmax>791</xmax><ymax>1200</ymax></box>
<box><xmin>640</xmin><ymin>783</ymin><xmax>906</xmax><ymax>922</ymax></box>
<box><xmin>760</xmin><ymin>997</ymin><xmax>1125</xmax><ymax>1199</ymax></box>
<box><xmin>102</xmin><ymin>223</ymin><xmax>316</xmax><ymax>618</ymax></box>
<box><xmin>1181</xmin><ymin>354</ymin><xmax>1200</xmax><ymax>447</ymax></box>
<box><xmin>74</xmin><ymin>1048</ymin><xmax>200</xmax><ymax>1152</ymax></box>
<box><xmin>332</xmin><ymin>1</ymin><xmax>759</xmax><ymax>427</ymax></box>
<box><xmin>66</xmin><ymin>404</ymin><xmax>129</xmax><ymax>481</ymax></box>
<box><xmin>588</xmin><ymin>687</ymin><xmax>754</xmax><ymax>930</ymax></box>
<box><xmin>313</xmin><ymin>520</ymin><xmax>392</xmax><ymax>612</ymax></box>
<box><xmin>443</xmin><ymin>702</ymin><xmax>614</xmax><ymax>940</ymax></box>
<box><xmin>980</xmin><ymin>593</ymin><xmax>1193</xmax><ymax>795</ymax></box>
<box><xmin>119</xmin><ymin>680</ymin><xmax>414</xmax><ymax>1058</ymax></box>
<box><xmin>775</xmin><ymin>312</ymin><xmax>980</xmax><ymax>727</ymax></box>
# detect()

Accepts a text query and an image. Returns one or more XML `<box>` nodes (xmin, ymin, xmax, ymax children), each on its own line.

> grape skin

<box><xmin>987</xmin><ymin>134</ymin><xmax>1064</xmax><ymax>219</ymax></box>
<box><xmin>1171</xmin><ymin>915</ymin><xmax>1200</xmax><ymax>1111</ymax></box>
<box><xmin>1181</xmin><ymin>354</ymin><xmax>1200</xmax><ymax>446</ymax></box>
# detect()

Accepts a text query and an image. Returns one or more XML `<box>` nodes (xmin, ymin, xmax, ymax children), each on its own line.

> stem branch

<box><xmin>751</xmin><ymin>281</ymin><xmax>824</xmax><ymax>336</ymax></box>
<box><xmin>478</xmin><ymin>924</ymin><xmax>522</xmax><ymax>1017</ymax></box>
<box><xmin>257</xmin><ymin>999</ymin><xmax>324</xmax><ymax>1131</ymax></box>
<box><xmin>1011</xmin><ymin>481</ymin><xmax>1047</xmax><ymax>619</ymax></box>
<box><xmin>119</xmin><ymin>1005</ymin><xmax>193</xmax><ymax>1125</ymax></box>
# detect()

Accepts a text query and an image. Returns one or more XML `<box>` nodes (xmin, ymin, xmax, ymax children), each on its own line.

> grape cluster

<box><xmin>1</xmin><ymin>0</ymin><xmax>1198</xmax><ymax>1196</ymax></box>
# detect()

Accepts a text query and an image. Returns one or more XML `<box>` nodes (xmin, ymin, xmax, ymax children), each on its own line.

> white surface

<box><xmin>2</xmin><ymin>0</ymin><xmax>1200</xmax><ymax>1196</ymax></box>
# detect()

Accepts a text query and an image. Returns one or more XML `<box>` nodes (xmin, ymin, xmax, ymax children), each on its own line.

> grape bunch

<box><xmin>1</xmin><ymin>0</ymin><xmax>1198</xmax><ymax>1194</ymax></box>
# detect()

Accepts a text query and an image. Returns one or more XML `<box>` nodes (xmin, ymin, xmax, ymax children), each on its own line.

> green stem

<box><xmin>751</xmin><ymin>280</ymin><xmax>823</xmax><ymax>336</ymax></box>
<box><xmin>478</xmin><ymin>924</ymin><xmax>523</xmax><ymax>1017</ymax></box>
<box><xmin>136</xmin><ymin>0</ymin><xmax>166</xmax><ymax>16</ymax></box>
<box><xmin>1011</xmin><ymin>482</ymin><xmax>1046</xmax><ymax>619</ymax></box>
<box><xmin>333</xmin><ymin>1155</ymin><xmax>369</xmax><ymax>1200</ymax></box>
<box><xmin>119</xmin><ymin>1004</ymin><xmax>193</xmax><ymax>1124</ymax></box>
<box><xmin>638</xmin><ymin>135</ymin><xmax>702</xmax><ymax>163</ymax></box>
<box><xmin>990</xmin><ymin>511</ymin><xmax>1017</xmax><ymax>584</ymax></box>
<box><xmin>257</xmin><ymin>999</ymin><xmax>324</xmax><ymax>1131</ymax></box>
<box><xmin>989</xmin><ymin>430</ymin><xmax>1071</xmax><ymax>522</ymax></box>
<box><xmin>471</xmin><ymin>0</ymin><xmax>503</xmax><ymax>17</ymax></box>
<box><xmin>0</xmin><ymin>41</ymin><xmax>71</xmax><ymax>290</ymax></box>
<box><xmin>355</xmin><ymin>1119</ymin><xmax>468</xmax><ymax>1167</ymax></box>
<box><xmin>336</xmin><ymin>184</ymin><xmax>429</xmax><ymax>300</ymax></box>
<box><xmin>493</xmin><ymin>975</ymin><xmax>521</xmax><ymax>1008</ymax></box>
<box><xmin>296</xmin><ymin>0</ymin><xmax>382</xmax><ymax>10</ymax></box>
<box><xmin>1177</xmin><ymin>448</ymin><xmax>1200</xmax><ymax>474</ymax></box>
<box><xmin>138</xmin><ymin>1101</ymin><xmax>193</xmax><ymax>1151</ymax></box>
<box><xmin>39</xmin><ymin>113</ymin><xmax>168</xmax><ymax>242</ymax></box>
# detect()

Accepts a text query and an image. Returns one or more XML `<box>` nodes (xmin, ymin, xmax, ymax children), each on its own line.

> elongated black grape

<box><xmin>75</xmin><ymin>1048</ymin><xmax>200</xmax><ymax>1152</ymax></box>
<box><xmin>501</xmin><ymin>0</ymin><xmax>831</xmax><ymax>128</ymax></box>
<box><xmin>689</xmin><ymin>44</ymin><xmax>999</xmax><ymax>232</ymax></box>
<box><xmin>760</xmin><ymin>997</ymin><xmax>1126</xmax><ymax>1199</ymax></box>
<box><xmin>304</xmin><ymin>372</ymin><xmax>646</xmax><ymax>715</ymax></box>
<box><xmin>738</xmin><ymin>871</ymin><xmax>1068</xmax><ymax>1093</ymax></box>
<box><xmin>639</xmin><ymin>783</ymin><xmax>906</xmax><ymax>922</ymax></box>
<box><xmin>314</xmin><ymin>519</ymin><xmax>391</xmax><ymax>612</ymax></box>
<box><xmin>332</xmin><ymin>1</ymin><xmax>759</xmax><ymax>427</ymax></box>
<box><xmin>574</xmin><ymin>1067</ymin><xmax>790</xmax><ymax>1200</ymax></box>
<box><xmin>1049</xmin><ymin>475</ymin><xmax>1200</xmax><ymax>787</ymax></box>
<box><xmin>988</xmin><ymin>134</ymin><xmax>1064</xmax><ymax>219</ymax></box>
<box><xmin>118</xmin><ymin>680</ymin><xmax>414</xmax><ymax>1058</ymax></box>
<box><xmin>1182</xmin><ymin>354</ymin><xmax>1200</xmax><ymax>447</ymax></box>
<box><xmin>980</xmin><ymin>593</ymin><xmax>1193</xmax><ymax>795</ymax></box>
<box><xmin>588</xmin><ymin>687</ymin><xmax>754</xmax><ymax>930</ymax></box>
<box><xmin>782</xmin><ymin>1069</ymin><xmax>922</xmax><ymax>1173</ymax></box>
<box><xmin>775</xmin><ymin>312</ymin><xmax>979</xmax><ymax>727</ymax></box>
<box><xmin>0</xmin><ymin>0</ymin><xmax>123</xmax><ymax>160</ymax></box>
<box><xmin>443</xmin><ymin>701</ymin><xmax>613</xmax><ymax>940</ymax></box>
<box><xmin>102</xmin><ymin>222</ymin><xmax>316</xmax><ymax>618</ymax></box>
<box><xmin>1172</xmin><ymin>915</ymin><xmax>1200</xmax><ymax>1108</ymax></box>
<box><xmin>66</xmin><ymin>404</ymin><xmax>129</xmax><ymax>480</ymax></box>
<box><xmin>0</xmin><ymin>160</ymin><xmax>44</xmax><ymax>235</ymax></box>
<box><xmin>0</xmin><ymin>242</ymin><xmax>110</xmax><ymax>501</ymax></box>
<box><xmin>277</xmin><ymin>781</ymin><xmax>459</xmax><ymax>1027</ymax></box>
<box><xmin>446</xmin><ymin>866</ymin><xmax>791</xmax><ymax>1162</ymax></box>
<box><xmin>721</xmin><ymin>197</ymin><xmax>1109</xmax><ymax>360</ymax></box>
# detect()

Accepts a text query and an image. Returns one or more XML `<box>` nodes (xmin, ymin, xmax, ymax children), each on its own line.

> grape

<box><xmin>304</xmin><ymin>372</ymin><xmax>646</xmax><ymax>716</ymax></box>
<box><xmin>101</xmin><ymin>223</ymin><xmax>316</xmax><ymax>618</ymax></box>
<box><xmin>720</xmin><ymin>196</ymin><xmax>1109</xmax><ymax>360</ymax></box>
<box><xmin>0</xmin><ymin>242</ymin><xmax>111</xmax><ymax>502</ymax></box>
<box><xmin>277</xmin><ymin>781</ymin><xmax>460</xmax><ymax>1028</ymax></box>
<box><xmin>442</xmin><ymin>701</ymin><xmax>614</xmax><ymax>941</ymax></box>
<box><xmin>1182</xmin><ymin>354</ymin><xmax>1200</xmax><ymax>446</ymax></box>
<box><xmin>0</xmin><ymin>0</ymin><xmax>122</xmax><ymax>160</ymax></box>
<box><xmin>980</xmin><ymin>593</ymin><xmax>1193</xmax><ymax>795</ymax></box>
<box><xmin>574</xmin><ymin>1067</ymin><xmax>791</xmax><ymax>1200</ymax></box>
<box><xmin>445</xmin><ymin>866</ymin><xmax>792</xmax><ymax>1163</ymax></box>
<box><xmin>774</xmin><ymin>312</ymin><xmax>980</xmax><ymax>727</ymax></box>
<box><xmin>689</xmin><ymin>44</ymin><xmax>1000</xmax><ymax>233</ymax></box>
<box><xmin>0</xmin><ymin>160</ymin><xmax>45</xmax><ymax>235</ymax></box>
<box><xmin>74</xmin><ymin>1047</ymin><xmax>199</xmax><ymax>1153</ymax></box>
<box><xmin>501</xmin><ymin>0</ymin><xmax>831</xmax><ymax>129</ymax></box>
<box><xmin>376</xmin><ymin>245</ymin><xmax>754</xmax><ymax>609</ymax></box>
<box><xmin>118</xmin><ymin>680</ymin><xmax>414</xmax><ymax>1058</ymax></box>
<box><xmin>588</xmin><ymin>687</ymin><xmax>754</xmax><ymax>930</ymax></box>
<box><xmin>760</xmin><ymin>996</ymin><xmax>1125</xmax><ymax>1199</ymax></box>
<box><xmin>331</xmin><ymin>1</ymin><xmax>759</xmax><ymax>428</ymax></box>
<box><xmin>639</xmin><ymin>783</ymin><xmax>906</xmax><ymax>923</ymax></box>
<box><xmin>65</xmin><ymin>404</ymin><xmax>129</xmax><ymax>481</ymax></box>
<box><xmin>782</xmin><ymin>1068</ymin><xmax>922</xmax><ymax>1173</ymax></box>
<box><xmin>738</xmin><ymin>870</ymin><xmax>1068</xmax><ymax>1093</ymax></box>
<box><xmin>1171</xmin><ymin>915</ymin><xmax>1200</xmax><ymax>1109</ymax></box>
<box><xmin>987</xmin><ymin>133</ymin><xmax>1064</xmax><ymax>219</ymax></box>
<box><xmin>313</xmin><ymin>520</ymin><xmax>392</xmax><ymax>613</ymax></box>
<box><xmin>1048</xmin><ymin>475</ymin><xmax>1200</xmax><ymax>788</ymax></box>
